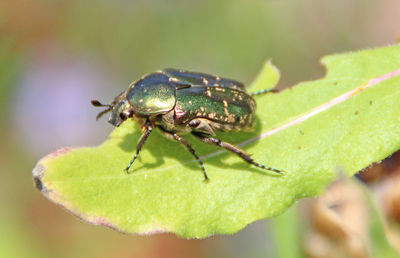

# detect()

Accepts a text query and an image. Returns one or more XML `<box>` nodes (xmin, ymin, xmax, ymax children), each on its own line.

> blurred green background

<box><xmin>1</xmin><ymin>0</ymin><xmax>399</xmax><ymax>257</ymax></box>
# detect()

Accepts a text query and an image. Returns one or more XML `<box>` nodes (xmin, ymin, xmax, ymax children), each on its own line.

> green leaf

<box><xmin>249</xmin><ymin>59</ymin><xmax>280</xmax><ymax>91</ymax></box>
<box><xmin>33</xmin><ymin>45</ymin><xmax>400</xmax><ymax>238</ymax></box>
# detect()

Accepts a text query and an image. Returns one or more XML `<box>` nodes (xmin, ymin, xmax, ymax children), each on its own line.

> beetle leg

<box><xmin>250</xmin><ymin>88</ymin><xmax>279</xmax><ymax>97</ymax></box>
<box><xmin>160</xmin><ymin>129</ymin><xmax>209</xmax><ymax>182</ymax></box>
<box><xmin>192</xmin><ymin>133</ymin><xmax>284</xmax><ymax>174</ymax></box>
<box><xmin>125</xmin><ymin>121</ymin><xmax>153</xmax><ymax>172</ymax></box>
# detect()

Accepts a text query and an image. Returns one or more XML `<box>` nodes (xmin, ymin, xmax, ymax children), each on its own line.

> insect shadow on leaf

<box><xmin>116</xmin><ymin>116</ymin><xmax>281</xmax><ymax>179</ymax></box>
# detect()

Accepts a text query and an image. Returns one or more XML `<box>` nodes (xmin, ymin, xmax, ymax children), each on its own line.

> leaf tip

<box><xmin>32</xmin><ymin>164</ymin><xmax>45</xmax><ymax>192</ymax></box>
<box><xmin>249</xmin><ymin>59</ymin><xmax>280</xmax><ymax>91</ymax></box>
<box><xmin>32</xmin><ymin>147</ymin><xmax>73</xmax><ymax>194</ymax></box>
<box><xmin>265</xmin><ymin>59</ymin><xmax>280</xmax><ymax>78</ymax></box>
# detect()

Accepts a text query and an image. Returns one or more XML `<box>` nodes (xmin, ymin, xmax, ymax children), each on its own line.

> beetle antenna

<box><xmin>91</xmin><ymin>100</ymin><xmax>113</xmax><ymax>120</ymax></box>
<box><xmin>91</xmin><ymin>100</ymin><xmax>112</xmax><ymax>107</ymax></box>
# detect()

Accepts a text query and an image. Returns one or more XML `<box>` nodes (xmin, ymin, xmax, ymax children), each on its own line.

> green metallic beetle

<box><xmin>91</xmin><ymin>69</ymin><xmax>283</xmax><ymax>181</ymax></box>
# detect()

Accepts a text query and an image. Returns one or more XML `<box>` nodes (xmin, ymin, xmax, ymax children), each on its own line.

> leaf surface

<box><xmin>33</xmin><ymin>45</ymin><xmax>400</xmax><ymax>238</ymax></box>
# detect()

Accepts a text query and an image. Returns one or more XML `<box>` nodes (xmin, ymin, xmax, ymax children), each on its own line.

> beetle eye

<box><xmin>119</xmin><ymin>113</ymin><xmax>127</xmax><ymax>120</ymax></box>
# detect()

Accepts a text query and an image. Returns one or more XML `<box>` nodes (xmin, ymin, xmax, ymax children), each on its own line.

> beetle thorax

<box><xmin>126</xmin><ymin>74</ymin><xmax>177</xmax><ymax>116</ymax></box>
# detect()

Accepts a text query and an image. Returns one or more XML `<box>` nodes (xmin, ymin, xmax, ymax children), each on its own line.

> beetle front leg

<box><xmin>160</xmin><ymin>129</ymin><xmax>209</xmax><ymax>182</ymax></box>
<box><xmin>192</xmin><ymin>133</ymin><xmax>284</xmax><ymax>174</ymax></box>
<box><xmin>125</xmin><ymin>121</ymin><xmax>153</xmax><ymax>172</ymax></box>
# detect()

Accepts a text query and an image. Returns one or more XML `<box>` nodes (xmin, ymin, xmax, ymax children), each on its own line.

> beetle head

<box><xmin>91</xmin><ymin>91</ymin><xmax>133</xmax><ymax>127</ymax></box>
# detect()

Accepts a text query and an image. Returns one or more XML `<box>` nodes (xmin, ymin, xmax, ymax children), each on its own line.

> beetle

<box><xmin>91</xmin><ymin>68</ymin><xmax>283</xmax><ymax>181</ymax></box>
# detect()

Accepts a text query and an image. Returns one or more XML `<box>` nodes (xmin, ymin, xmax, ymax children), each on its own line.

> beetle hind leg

<box><xmin>160</xmin><ymin>129</ymin><xmax>209</xmax><ymax>182</ymax></box>
<box><xmin>192</xmin><ymin>132</ymin><xmax>284</xmax><ymax>175</ymax></box>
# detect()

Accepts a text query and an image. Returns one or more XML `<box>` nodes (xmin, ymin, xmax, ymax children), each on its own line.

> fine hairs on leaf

<box><xmin>33</xmin><ymin>45</ymin><xmax>400</xmax><ymax>238</ymax></box>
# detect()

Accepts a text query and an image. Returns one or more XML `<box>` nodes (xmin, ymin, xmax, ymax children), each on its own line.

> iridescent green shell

<box><xmin>175</xmin><ymin>86</ymin><xmax>256</xmax><ymax>129</ymax></box>
<box><xmin>122</xmin><ymin>69</ymin><xmax>255</xmax><ymax>131</ymax></box>
<box><xmin>126</xmin><ymin>73</ymin><xmax>177</xmax><ymax>116</ymax></box>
